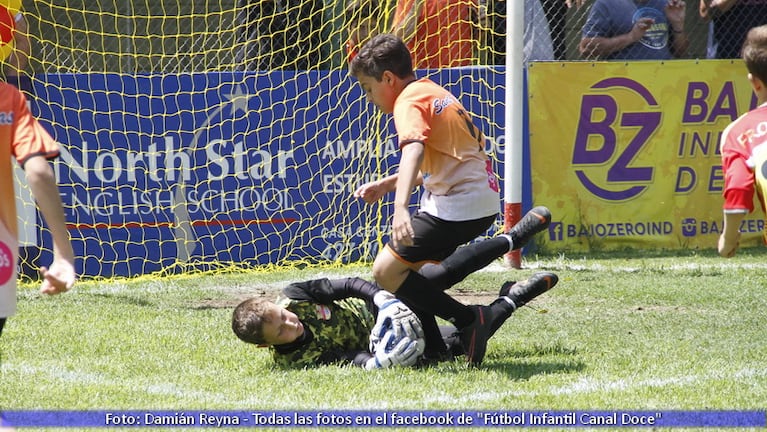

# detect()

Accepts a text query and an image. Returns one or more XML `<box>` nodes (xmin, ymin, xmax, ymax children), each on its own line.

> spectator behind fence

<box><xmin>489</xmin><ymin>0</ymin><xmax>584</xmax><ymax>64</ymax></box>
<box><xmin>524</xmin><ymin>0</ymin><xmax>555</xmax><ymax>62</ymax></box>
<box><xmin>579</xmin><ymin>0</ymin><xmax>689</xmax><ymax>60</ymax></box>
<box><xmin>699</xmin><ymin>0</ymin><xmax>767</xmax><ymax>59</ymax></box>
<box><xmin>542</xmin><ymin>0</ymin><xmax>585</xmax><ymax>60</ymax></box>
<box><xmin>235</xmin><ymin>0</ymin><xmax>327</xmax><ymax>70</ymax></box>
<box><xmin>344</xmin><ymin>0</ymin><xmax>384</xmax><ymax>63</ymax></box>
<box><xmin>390</xmin><ymin>0</ymin><xmax>479</xmax><ymax>68</ymax></box>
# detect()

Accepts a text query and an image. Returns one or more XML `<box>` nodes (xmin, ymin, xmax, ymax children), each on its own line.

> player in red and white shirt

<box><xmin>718</xmin><ymin>25</ymin><xmax>767</xmax><ymax>257</ymax></box>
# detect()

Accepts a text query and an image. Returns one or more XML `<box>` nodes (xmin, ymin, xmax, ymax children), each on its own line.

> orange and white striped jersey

<box><xmin>393</xmin><ymin>78</ymin><xmax>499</xmax><ymax>221</ymax></box>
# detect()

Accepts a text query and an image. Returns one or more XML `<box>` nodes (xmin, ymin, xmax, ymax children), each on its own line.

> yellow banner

<box><xmin>528</xmin><ymin>60</ymin><xmax>763</xmax><ymax>251</ymax></box>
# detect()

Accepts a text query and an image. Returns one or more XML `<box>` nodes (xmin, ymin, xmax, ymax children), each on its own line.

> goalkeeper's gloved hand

<box><xmin>364</xmin><ymin>328</ymin><xmax>426</xmax><ymax>370</ymax></box>
<box><xmin>370</xmin><ymin>291</ymin><xmax>424</xmax><ymax>351</ymax></box>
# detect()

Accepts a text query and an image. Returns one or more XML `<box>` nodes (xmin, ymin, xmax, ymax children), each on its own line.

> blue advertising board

<box><xmin>31</xmin><ymin>68</ymin><xmax>519</xmax><ymax>277</ymax></box>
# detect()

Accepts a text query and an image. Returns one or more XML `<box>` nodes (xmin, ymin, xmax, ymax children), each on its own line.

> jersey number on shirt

<box><xmin>456</xmin><ymin>108</ymin><xmax>483</xmax><ymax>147</ymax></box>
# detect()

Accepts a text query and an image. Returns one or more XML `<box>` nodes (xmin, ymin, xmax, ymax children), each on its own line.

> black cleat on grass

<box><xmin>507</xmin><ymin>206</ymin><xmax>552</xmax><ymax>250</ymax></box>
<box><xmin>500</xmin><ymin>272</ymin><xmax>559</xmax><ymax>310</ymax></box>
<box><xmin>458</xmin><ymin>305</ymin><xmax>494</xmax><ymax>366</ymax></box>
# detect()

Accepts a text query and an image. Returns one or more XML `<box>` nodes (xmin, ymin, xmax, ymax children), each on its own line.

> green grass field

<box><xmin>1</xmin><ymin>247</ymin><xmax>766</xmax><ymax>431</ymax></box>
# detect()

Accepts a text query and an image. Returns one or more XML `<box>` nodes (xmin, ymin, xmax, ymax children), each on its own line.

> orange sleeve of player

<box><xmin>9</xmin><ymin>84</ymin><xmax>59</xmax><ymax>167</ymax></box>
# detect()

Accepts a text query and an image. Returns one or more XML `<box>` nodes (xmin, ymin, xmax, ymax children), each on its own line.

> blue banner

<box><xmin>31</xmin><ymin>69</ymin><xmax>511</xmax><ymax>277</ymax></box>
<box><xmin>3</xmin><ymin>410</ymin><xmax>765</xmax><ymax>428</ymax></box>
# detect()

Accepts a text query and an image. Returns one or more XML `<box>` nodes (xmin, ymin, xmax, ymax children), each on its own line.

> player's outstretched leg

<box><xmin>490</xmin><ymin>272</ymin><xmax>558</xmax><ymax>335</ymax></box>
<box><xmin>419</xmin><ymin>206</ymin><xmax>552</xmax><ymax>292</ymax></box>
<box><xmin>505</xmin><ymin>206</ymin><xmax>552</xmax><ymax>250</ymax></box>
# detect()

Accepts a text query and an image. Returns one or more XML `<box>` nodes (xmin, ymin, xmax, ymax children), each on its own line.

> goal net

<box><xmin>13</xmin><ymin>1</ymin><xmax>723</xmax><ymax>278</ymax></box>
<box><xmin>9</xmin><ymin>0</ymin><xmax>511</xmax><ymax>278</ymax></box>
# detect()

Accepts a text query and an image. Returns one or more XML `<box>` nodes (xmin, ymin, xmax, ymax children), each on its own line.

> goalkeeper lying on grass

<box><xmin>231</xmin><ymin>272</ymin><xmax>557</xmax><ymax>369</ymax></box>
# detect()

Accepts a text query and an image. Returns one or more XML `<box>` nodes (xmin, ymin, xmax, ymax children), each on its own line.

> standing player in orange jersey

<box><xmin>349</xmin><ymin>34</ymin><xmax>556</xmax><ymax>365</ymax></box>
<box><xmin>0</xmin><ymin>80</ymin><xmax>76</xmax><ymax>338</ymax></box>
<box><xmin>718</xmin><ymin>24</ymin><xmax>767</xmax><ymax>257</ymax></box>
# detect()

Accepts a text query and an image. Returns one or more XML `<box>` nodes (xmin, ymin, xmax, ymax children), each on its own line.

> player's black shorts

<box><xmin>387</xmin><ymin>211</ymin><xmax>498</xmax><ymax>265</ymax></box>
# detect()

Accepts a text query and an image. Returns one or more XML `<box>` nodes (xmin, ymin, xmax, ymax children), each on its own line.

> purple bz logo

<box><xmin>573</xmin><ymin>77</ymin><xmax>661</xmax><ymax>201</ymax></box>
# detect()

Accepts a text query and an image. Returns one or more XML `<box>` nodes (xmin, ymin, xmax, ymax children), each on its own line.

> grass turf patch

<box><xmin>1</xmin><ymin>249</ymin><xmax>765</xmax><ymax>430</ymax></box>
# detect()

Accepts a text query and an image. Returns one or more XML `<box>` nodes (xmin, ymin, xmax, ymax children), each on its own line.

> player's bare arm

<box><xmin>354</xmin><ymin>174</ymin><xmax>398</xmax><ymax>204</ymax></box>
<box><xmin>24</xmin><ymin>155</ymin><xmax>76</xmax><ymax>294</ymax></box>
<box><xmin>354</xmin><ymin>171</ymin><xmax>424</xmax><ymax>205</ymax></box>
<box><xmin>391</xmin><ymin>142</ymin><xmax>423</xmax><ymax>248</ymax></box>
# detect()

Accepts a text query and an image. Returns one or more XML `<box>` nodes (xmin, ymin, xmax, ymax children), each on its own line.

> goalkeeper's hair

<box><xmin>232</xmin><ymin>298</ymin><xmax>272</xmax><ymax>345</ymax></box>
<box><xmin>349</xmin><ymin>33</ymin><xmax>414</xmax><ymax>81</ymax></box>
<box><xmin>743</xmin><ymin>24</ymin><xmax>767</xmax><ymax>86</ymax></box>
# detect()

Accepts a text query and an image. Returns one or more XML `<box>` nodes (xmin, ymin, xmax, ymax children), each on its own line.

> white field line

<box><xmin>5</xmin><ymin>361</ymin><xmax>765</xmax><ymax>408</ymax></box>
<box><xmin>2</xmin><ymin>362</ymin><xmax>232</xmax><ymax>405</ymax></box>
<box><xmin>483</xmin><ymin>260</ymin><xmax>767</xmax><ymax>273</ymax></box>
<box><xmin>415</xmin><ymin>367</ymin><xmax>767</xmax><ymax>407</ymax></box>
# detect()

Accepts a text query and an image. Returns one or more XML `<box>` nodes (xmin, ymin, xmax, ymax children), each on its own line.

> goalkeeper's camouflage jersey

<box><xmin>271</xmin><ymin>296</ymin><xmax>375</xmax><ymax>368</ymax></box>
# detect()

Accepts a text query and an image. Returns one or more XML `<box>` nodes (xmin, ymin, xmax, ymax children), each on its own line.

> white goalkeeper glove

<box><xmin>364</xmin><ymin>327</ymin><xmax>426</xmax><ymax>370</ymax></box>
<box><xmin>370</xmin><ymin>291</ymin><xmax>424</xmax><ymax>350</ymax></box>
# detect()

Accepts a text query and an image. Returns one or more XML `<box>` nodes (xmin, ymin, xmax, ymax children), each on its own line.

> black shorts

<box><xmin>387</xmin><ymin>211</ymin><xmax>498</xmax><ymax>265</ymax></box>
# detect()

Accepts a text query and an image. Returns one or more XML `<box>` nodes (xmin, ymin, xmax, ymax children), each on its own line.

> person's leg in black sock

<box><xmin>418</xmin><ymin>236</ymin><xmax>511</xmax><ymax>291</ymax></box>
<box><xmin>0</xmin><ymin>318</ymin><xmax>6</xmax><ymax>337</ymax></box>
<box><xmin>396</xmin><ymin>297</ymin><xmax>448</xmax><ymax>360</ymax></box>
<box><xmin>396</xmin><ymin>270</ymin><xmax>495</xmax><ymax>364</ymax></box>
<box><xmin>396</xmin><ymin>271</ymin><xmax>475</xmax><ymax>328</ymax></box>
<box><xmin>418</xmin><ymin>206</ymin><xmax>552</xmax><ymax>292</ymax></box>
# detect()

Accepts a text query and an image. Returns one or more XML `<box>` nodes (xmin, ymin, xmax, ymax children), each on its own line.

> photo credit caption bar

<box><xmin>1</xmin><ymin>410</ymin><xmax>764</xmax><ymax>428</ymax></box>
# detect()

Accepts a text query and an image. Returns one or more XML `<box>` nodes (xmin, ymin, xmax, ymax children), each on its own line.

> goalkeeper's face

<box><xmin>356</xmin><ymin>72</ymin><xmax>397</xmax><ymax>114</ymax></box>
<box><xmin>260</xmin><ymin>304</ymin><xmax>305</xmax><ymax>345</ymax></box>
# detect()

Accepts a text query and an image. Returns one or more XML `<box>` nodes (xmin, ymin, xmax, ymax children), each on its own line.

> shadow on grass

<box><xmin>483</xmin><ymin>341</ymin><xmax>585</xmax><ymax>378</ymax></box>
<box><xmin>83</xmin><ymin>292</ymin><xmax>154</xmax><ymax>307</ymax></box>
<box><xmin>490</xmin><ymin>359</ymin><xmax>586</xmax><ymax>379</ymax></box>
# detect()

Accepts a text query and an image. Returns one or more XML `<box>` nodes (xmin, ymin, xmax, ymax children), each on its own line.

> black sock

<box><xmin>0</xmin><ymin>318</ymin><xmax>5</xmax><ymax>337</ymax></box>
<box><xmin>418</xmin><ymin>236</ymin><xmax>510</xmax><ymax>291</ymax></box>
<box><xmin>396</xmin><ymin>271</ymin><xmax>474</xmax><ymax>328</ymax></box>
<box><xmin>397</xmin><ymin>299</ymin><xmax>447</xmax><ymax>355</ymax></box>
<box><xmin>488</xmin><ymin>297</ymin><xmax>516</xmax><ymax>336</ymax></box>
